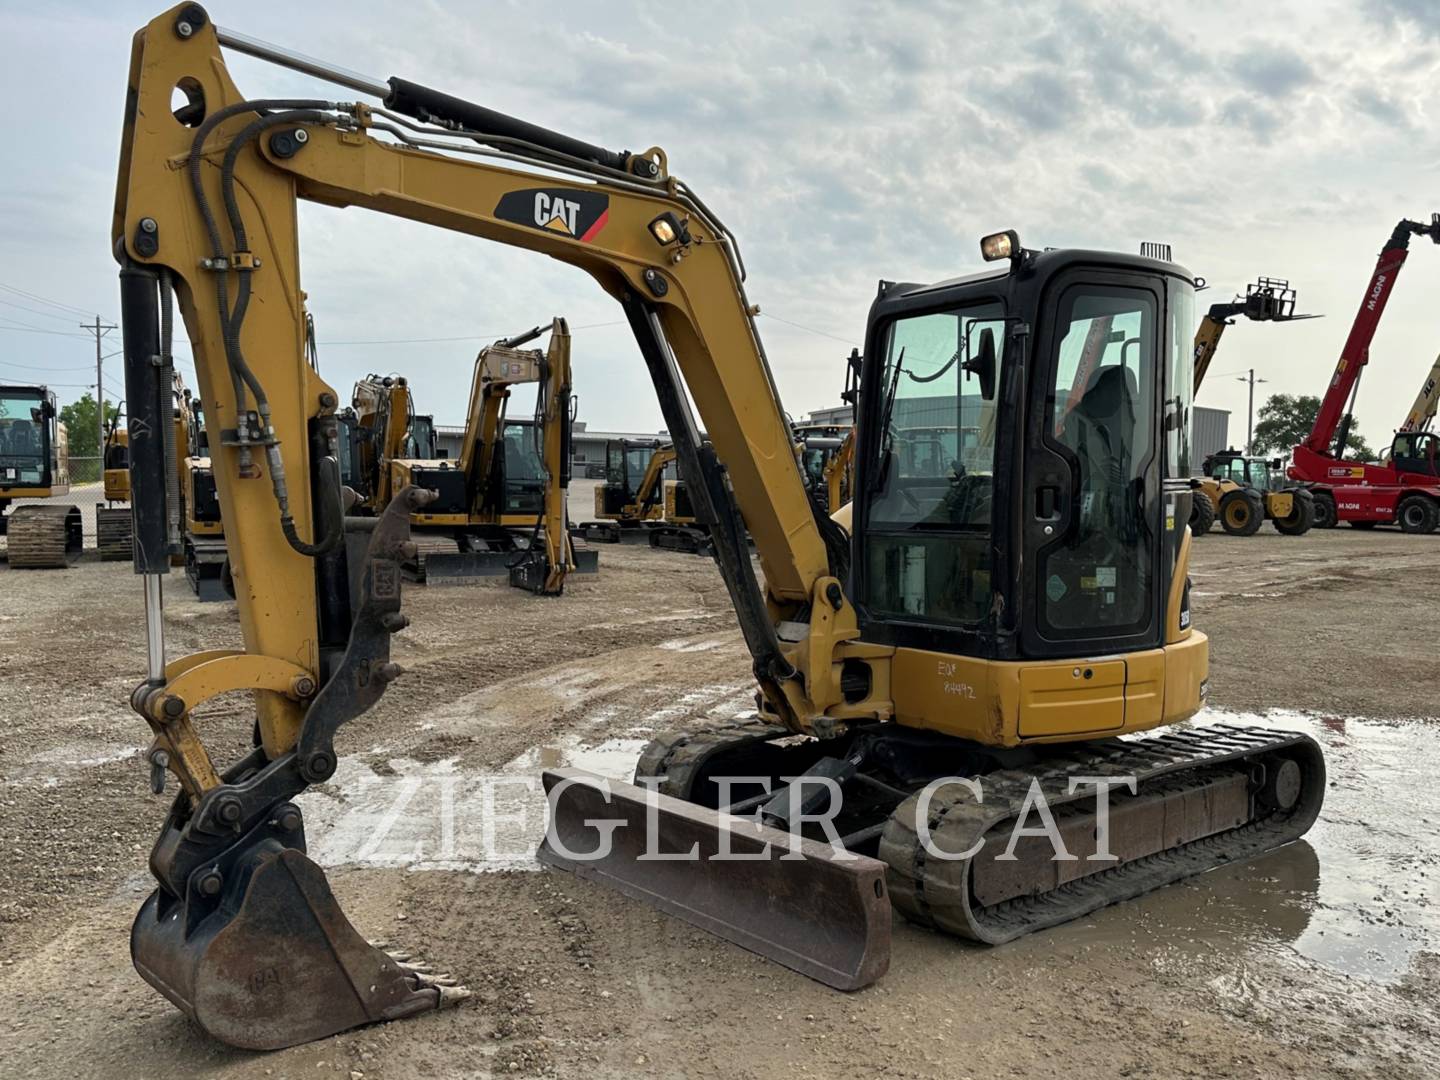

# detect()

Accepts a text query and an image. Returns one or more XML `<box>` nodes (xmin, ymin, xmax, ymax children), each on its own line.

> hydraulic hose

<box><xmin>184</xmin><ymin>98</ymin><xmax>346</xmax><ymax>559</ymax></box>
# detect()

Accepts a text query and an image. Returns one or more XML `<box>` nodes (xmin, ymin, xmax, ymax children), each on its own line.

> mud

<box><xmin>1</xmin><ymin>525</ymin><xmax>1439</xmax><ymax>1078</ymax></box>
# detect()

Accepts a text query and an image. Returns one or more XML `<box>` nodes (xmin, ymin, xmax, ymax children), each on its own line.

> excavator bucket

<box><xmin>537</xmin><ymin>768</ymin><xmax>891</xmax><ymax>990</ymax></box>
<box><xmin>131</xmin><ymin>838</ymin><xmax>465</xmax><ymax>1050</ymax></box>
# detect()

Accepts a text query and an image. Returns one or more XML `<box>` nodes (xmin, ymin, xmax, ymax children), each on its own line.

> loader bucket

<box><xmin>131</xmin><ymin>840</ymin><xmax>463</xmax><ymax>1050</ymax></box>
<box><xmin>537</xmin><ymin>768</ymin><xmax>891</xmax><ymax>990</ymax></box>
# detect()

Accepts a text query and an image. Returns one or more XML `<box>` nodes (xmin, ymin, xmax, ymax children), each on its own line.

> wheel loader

<box><xmin>111</xmin><ymin>8</ymin><xmax>1324</xmax><ymax>1051</ymax></box>
<box><xmin>1193</xmin><ymin>448</ymin><xmax>1315</xmax><ymax>536</ymax></box>
<box><xmin>0</xmin><ymin>383</ymin><xmax>81</xmax><ymax>568</ymax></box>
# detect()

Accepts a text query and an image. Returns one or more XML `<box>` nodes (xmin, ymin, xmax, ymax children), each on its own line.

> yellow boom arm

<box><xmin>113</xmin><ymin>5</ymin><xmax>868</xmax><ymax>806</ymax></box>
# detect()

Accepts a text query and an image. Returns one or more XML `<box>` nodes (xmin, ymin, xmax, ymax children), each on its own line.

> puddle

<box><xmin>1069</xmin><ymin>708</ymin><xmax>1440</xmax><ymax>986</ymax></box>
<box><xmin>302</xmin><ymin>733</ymin><xmax>652</xmax><ymax>874</ymax></box>
<box><xmin>303</xmin><ymin>704</ymin><xmax>1440</xmax><ymax>986</ymax></box>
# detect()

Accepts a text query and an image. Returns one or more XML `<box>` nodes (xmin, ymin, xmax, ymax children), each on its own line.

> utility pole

<box><xmin>1237</xmin><ymin>368</ymin><xmax>1268</xmax><ymax>455</ymax></box>
<box><xmin>81</xmin><ymin>315</ymin><xmax>118</xmax><ymax>478</ymax></box>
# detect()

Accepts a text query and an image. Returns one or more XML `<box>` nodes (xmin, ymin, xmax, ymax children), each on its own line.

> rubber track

<box><xmin>634</xmin><ymin>718</ymin><xmax>789</xmax><ymax>798</ymax></box>
<box><xmin>879</xmin><ymin>724</ymin><xmax>1325</xmax><ymax>943</ymax></box>
<box><xmin>5</xmin><ymin>504</ymin><xmax>82</xmax><ymax>568</ymax></box>
<box><xmin>96</xmin><ymin>507</ymin><xmax>134</xmax><ymax>562</ymax></box>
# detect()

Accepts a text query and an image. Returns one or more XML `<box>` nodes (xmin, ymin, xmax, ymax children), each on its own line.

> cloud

<box><xmin>1231</xmin><ymin>43</ymin><xmax>1316</xmax><ymax>97</ymax></box>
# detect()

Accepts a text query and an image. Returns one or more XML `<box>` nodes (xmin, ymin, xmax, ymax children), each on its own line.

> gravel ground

<box><xmin>1</xmin><ymin>523</ymin><xmax>1438</xmax><ymax>1078</ymax></box>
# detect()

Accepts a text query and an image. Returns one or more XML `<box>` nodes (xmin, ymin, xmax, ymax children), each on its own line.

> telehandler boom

<box><xmin>113</xmin><ymin>6</ymin><xmax>1322</xmax><ymax>1051</ymax></box>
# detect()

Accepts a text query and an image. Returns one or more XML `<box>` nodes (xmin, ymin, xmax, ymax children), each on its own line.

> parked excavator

<box><xmin>1289</xmin><ymin>216</ymin><xmax>1440</xmax><ymax>530</ymax></box>
<box><xmin>179</xmin><ymin>392</ymin><xmax>228</xmax><ymax>599</ymax></box>
<box><xmin>1188</xmin><ymin>277</ymin><xmax>1316</xmax><ymax>535</ymax></box>
<box><xmin>0</xmin><ymin>383</ymin><xmax>81</xmax><ymax>568</ymax></box>
<box><xmin>386</xmin><ymin>320</ymin><xmax>595</xmax><ymax>591</ymax></box>
<box><xmin>99</xmin><ymin>373</ymin><xmax>199</xmax><ymax>563</ymax></box>
<box><xmin>113</xmin><ymin>8</ymin><xmax>1323</xmax><ymax>1051</ymax></box>
<box><xmin>577</xmin><ymin>437</ymin><xmax>671</xmax><ymax>540</ymax></box>
<box><xmin>344</xmin><ymin>372</ymin><xmax>435</xmax><ymax>515</ymax></box>
<box><xmin>98</xmin><ymin>406</ymin><xmax>134</xmax><ymax>559</ymax></box>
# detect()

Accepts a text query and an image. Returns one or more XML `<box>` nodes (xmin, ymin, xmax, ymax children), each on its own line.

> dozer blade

<box><xmin>537</xmin><ymin>767</ymin><xmax>891</xmax><ymax>991</ymax></box>
<box><xmin>131</xmin><ymin>841</ymin><xmax>467</xmax><ymax>1050</ymax></box>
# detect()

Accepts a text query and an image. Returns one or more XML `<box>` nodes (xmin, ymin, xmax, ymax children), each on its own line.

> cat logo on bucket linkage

<box><xmin>494</xmin><ymin>188</ymin><xmax>610</xmax><ymax>243</ymax></box>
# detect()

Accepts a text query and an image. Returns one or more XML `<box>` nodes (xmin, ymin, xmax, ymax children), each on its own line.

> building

<box><xmin>1192</xmin><ymin>406</ymin><xmax>1229</xmax><ymax>475</ymax></box>
<box><xmin>435</xmin><ymin>419</ymin><xmax>668</xmax><ymax>477</ymax></box>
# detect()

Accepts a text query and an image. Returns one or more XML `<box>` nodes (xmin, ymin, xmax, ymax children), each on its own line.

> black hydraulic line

<box><xmin>619</xmin><ymin>295</ymin><xmax>797</xmax><ymax>691</ymax></box>
<box><xmin>118</xmin><ymin>261</ymin><xmax>170</xmax><ymax>575</ymax></box>
<box><xmin>158</xmin><ymin>269</ymin><xmax>182</xmax><ymax>556</ymax></box>
<box><xmin>383</xmin><ymin>78</ymin><xmax>630</xmax><ymax>172</ymax></box>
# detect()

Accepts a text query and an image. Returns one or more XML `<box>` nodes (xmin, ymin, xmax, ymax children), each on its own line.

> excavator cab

<box><xmin>856</xmin><ymin>246</ymin><xmax>1193</xmax><ymax>655</ymax></box>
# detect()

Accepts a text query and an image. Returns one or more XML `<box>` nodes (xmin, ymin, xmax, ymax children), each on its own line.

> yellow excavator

<box><xmin>98</xmin><ymin>406</ymin><xmax>134</xmax><ymax>559</ymax></box>
<box><xmin>0</xmin><ymin>383</ymin><xmax>81</xmax><ymax>568</ymax></box>
<box><xmin>578</xmin><ymin>438</ymin><xmax>671</xmax><ymax>537</ymax></box>
<box><xmin>342</xmin><ymin>372</ymin><xmax>435</xmax><ymax>515</ymax></box>
<box><xmin>1189</xmin><ymin>276</ymin><xmax>1317</xmax><ymax>535</ymax></box>
<box><xmin>386</xmin><ymin>321</ymin><xmax>595</xmax><ymax>592</ymax></box>
<box><xmin>99</xmin><ymin>373</ymin><xmax>197</xmax><ymax>563</ymax></box>
<box><xmin>113</xmin><ymin>8</ymin><xmax>1324</xmax><ymax>1051</ymax></box>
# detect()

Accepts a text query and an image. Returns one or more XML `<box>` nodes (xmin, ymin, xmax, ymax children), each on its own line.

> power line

<box><xmin>0</xmin><ymin>357</ymin><xmax>96</xmax><ymax>373</ymax></box>
<box><xmin>318</xmin><ymin>319</ymin><xmax>630</xmax><ymax>346</ymax></box>
<box><xmin>757</xmin><ymin>311</ymin><xmax>857</xmax><ymax>346</ymax></box>
<box><xmin>0</xmin><ymin>296</ymin><xmax>88</xmax><ymax>325</ymax></box>
<box><xmin>0</xmin><ymin>282</ymin><xmax>107</xmax><ymax>320</ymax></box>
<box><xmin>0</xmin><ymin>321</ymin><xmax>93</xmax><ymax>340</ymax></box>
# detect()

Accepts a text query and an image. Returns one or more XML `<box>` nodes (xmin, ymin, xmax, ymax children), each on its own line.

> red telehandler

<box><xmin>1288</xmin><ymin>216</ymin><xmax>1440</xmax><ymax>532</ymax></box>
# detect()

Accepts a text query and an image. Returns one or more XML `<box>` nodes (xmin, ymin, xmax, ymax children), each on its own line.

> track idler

<box><xmin>131</xmin><ymin>805</ymin><xmax>467</xmax><ymax>1050</ymax></box>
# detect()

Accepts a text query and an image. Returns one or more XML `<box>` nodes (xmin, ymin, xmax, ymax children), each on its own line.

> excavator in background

<box><xmin>1288</xmin><ymin>216</ymin><xmax>1440</xmax><ymax>531</ymax></box>
<box><xmin>0</xmin><ymin>383</ymin><xmax>81</xmax><ymax>568</ymax></box>
<box><xmin>99</xmin><ymin>373</ymin><xmax>198</xmax><ymax>562</ymax></box>
<box><xmin>178</xmin><ymin>392</ymin><xmax>228</xmax><ymax>599</ymax></box>
<box><xmin>1188</xmin><ymin>277</ymin><xmax>1316</xmax><ymax>536</ymax></box>
<box><xmin>344</xmin><ymin>373</ymin><xmax>436</xmax><ymax>515</ymax></box>
<box><xmin>387</xmin><ymin>320</ymin><xmax>595</xmax><ymax>591</ymax></box>
<box><xmin>793</xmin><ymin>423</ymin><xmax>848</xmax><ymax>511</ymax></box>
<box><xmin>581</xmin><ymin>438</ymin><xmax>715</xmax><ymax>552</ymax></box>
<box><xmin>98</xmin><ymin>407</ymin><xmax>134</xmax><ymax>559</ymax></box>
<box><xmin>577</xmin><ymin>437</ymin><xmax>671</xmax><ymax>541</ymax></box>
<box><xmin>112</xmin><ymin>9</ymin><xmax>1323</xmax><ymax>1051</ymax></box>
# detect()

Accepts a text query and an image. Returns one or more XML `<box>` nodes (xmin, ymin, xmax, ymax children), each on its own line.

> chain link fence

<box><xmin>68</xmin><ymin>455</ymin><xmax>104</xmax><ymax>486</ymax></box>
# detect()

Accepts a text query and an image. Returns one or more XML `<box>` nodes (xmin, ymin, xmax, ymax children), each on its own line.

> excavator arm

<box><xmin>112</xmin><ymin>6</ymin><xmax>879</xmax><ymax>1047</ymax></box>
<box><xmin>629</xmin><ymin>445</ymin><xmax>678</xmax><ymax>514</ymax></box>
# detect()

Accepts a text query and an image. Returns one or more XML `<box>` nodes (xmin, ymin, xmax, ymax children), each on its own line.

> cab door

<box><xmin>1022</xmin><ymin>272</ymin><xmax>1165</xmax><ymax>657</ymax></box>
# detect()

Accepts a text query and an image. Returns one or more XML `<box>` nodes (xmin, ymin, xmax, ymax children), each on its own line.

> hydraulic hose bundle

<box><xmin>185</xmin><ymin>98</ymin><xmax>346</xmax><ymax>557</ymax></box>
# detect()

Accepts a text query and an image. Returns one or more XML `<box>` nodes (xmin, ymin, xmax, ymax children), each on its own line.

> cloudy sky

<box><xmin>3</xmin><ymin>0</ymin><xmax>1439</xmax><ymax>450</ymax></box>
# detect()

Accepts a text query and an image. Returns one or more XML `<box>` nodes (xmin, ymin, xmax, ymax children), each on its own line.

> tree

<box><xmin>58</xmin><ymin>393</ymin><xmax>120</xmax><ymax>479</ymax></box>
<box><xmin>1251</xmin><ymin>392</ymin><xmax>1374</xmax><ymax>461</ymax></box>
